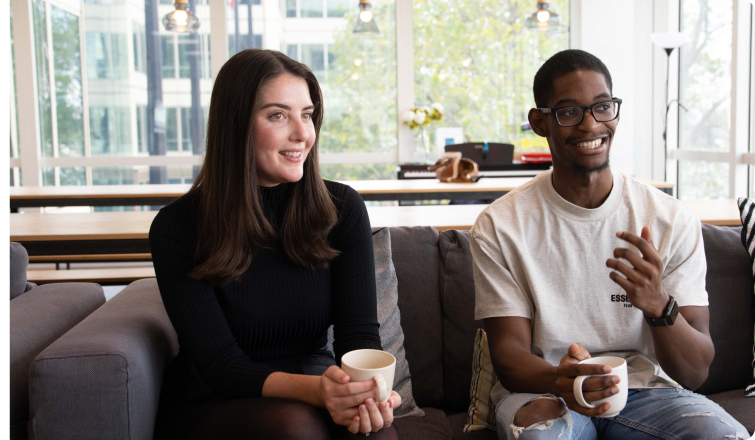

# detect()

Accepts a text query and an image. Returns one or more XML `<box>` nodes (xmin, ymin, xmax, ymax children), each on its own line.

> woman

<box><xmin>150</xmin><ymin>49</ymin><xmax>401</xmax><ymax>440</ymax></box>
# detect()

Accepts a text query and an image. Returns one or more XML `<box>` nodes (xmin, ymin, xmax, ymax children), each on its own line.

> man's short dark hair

<box><xmin>533</xmin><ymin>49</ymin><xmax>613</xmax><ymax>108</ymax></box>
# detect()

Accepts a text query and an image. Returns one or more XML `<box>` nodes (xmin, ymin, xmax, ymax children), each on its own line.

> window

<box><xmin>166</xmin><ymin>107</ymin><xmax>178</xmax><ymax>151</ymax></box>
<box><xmin>286</xmin><ymin>0</ymin><xmax>296</xmax><ymax>18</ymax></box>
<box><xmin>671</xmin><ymin>0</ymin><xmax>751</xmax><ymax>200</ymax></box>
<box><xmin>89</xmin><ymin>107</ymin><xmax>132</xmax><ymax>156</ymax></box>
<box><xmin>414</xmin><ymin>0</ymin><xmax>569</xmax><ymax>158</ymax></box>
<box><xmin>161</xmin><ymin>35</ymin><xmax>176</xmax><ymax>78</ymax></box>
<box><xmin>133</xmin><ymin>22</ymin><xmax>147</xmax><ymax>73</ymax></box>
<box><xmin>326</xmin><ymin>0</ymin><xmax>349</xmax><ymax>18</ymax></box>
<box><xmin>300</xmin><ymin>0</ymin><xmax>323</xmax><ymax>18</ymax></box>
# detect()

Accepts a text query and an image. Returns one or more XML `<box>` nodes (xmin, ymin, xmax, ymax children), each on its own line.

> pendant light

<box><xmin>163</xmin><ymin>0</ymin><xmax>201</xmax><ymax>33</ymax></box>
<box><xmin>525</xmin><ymin>0</ymin><xmax>561</xmax><ymax>33</ymax></box>
<box><xmin>352</xmin><ymin>0</ymin><xmax>380</xmax><ymax>36</ymax></box>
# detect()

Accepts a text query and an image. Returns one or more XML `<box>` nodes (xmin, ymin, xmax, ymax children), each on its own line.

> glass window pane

<box><xmin>33</xmin><ymin>0</ymin><xmax>53</xmax><ymax>158</ymax></box>
<box><xmin>300</xmin><ymin>0</ymin><xmax>323</xmax><ymax>17</ymax></box>
<box><xmin>326</xmin><ymin>0</ymin><xmax>349</xmax><ymax>17</ymax></box>
<box><xmin>286</xmin><ymin>0</ymin><xmax>296</xmax><ymax>17</ymax></box>
<box><xmin>679</xmin><ymin>0</ymin><xmax>731</xmax><ymax>152</ymax></box>
<box><xmin>166</xmin><ymin>107</ymin><xmax>178</xmax><ymax>151</ymax></box>
<box><xmin>320</xmin><ymin>163</ymin><xmax>397</xmax><ymax>180</ymax></box>
<box><xmin>678</xmin><ymin>160</ymin><xmax>729</xmax><ymax>200</ymax></box>
<box><xmin>133</xmin><ymin>22</ymin><xmax>147</xmax><ymax>73</ymax></box>
<box><xmin>301</xmin><ymin>44</ymin><xmax>325</xmax><ymax>78</ymax></box>
<box><xmin>89</xmin><ymin>107</ymin><xmax>132</xmax><ymax>155</ymax></box>
<box><xmin>92</xmin><ymin>166</ymin><xmax>139</xmax><ymax>185</ymax></box>
<box><xmin>414</xmin><ymin>0</ymin><xmax>569</xmax><ymax>159</ymax></box>
<box><xmin>286</xmin><ymin>43</ymin><xmax>298</xmax><ymax>61</ymax></box>
<box><xmin>161</xmin><ymin>35</ymin><xmax>176</xmax><ymax>78</ymax></box>
<box><xmin>51</xmin><ymin>6</ymin><xmax>85</xmax><ymax>158</ymax></box>
<box><xmin>180</xmin><ymin>107</ymin><xmax>191</xmax><ymax>151</ymax></box>
<box><xmin>60</xmin><ymin>167</ymin><xmax>86</xmax><ymax>185</ymax></box>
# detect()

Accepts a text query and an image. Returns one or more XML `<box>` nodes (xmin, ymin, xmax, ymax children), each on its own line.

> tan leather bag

<box><xmin>428</xmin><ymin>152</ymin><xmax>480</xmax><ymax>183</ymax></box>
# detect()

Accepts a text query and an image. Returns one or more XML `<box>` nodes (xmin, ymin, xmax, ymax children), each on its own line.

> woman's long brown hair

<box><xmin>188</xmin><ymin>49</ymin><xmax>339</xmax><ymax>285</ymax></box>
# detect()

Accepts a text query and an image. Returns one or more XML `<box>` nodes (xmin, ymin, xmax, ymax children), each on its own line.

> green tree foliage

<box><xmin>413</xmin><ymin>0</ymin><xmax>568</xmax><ymax>152</ymax></box>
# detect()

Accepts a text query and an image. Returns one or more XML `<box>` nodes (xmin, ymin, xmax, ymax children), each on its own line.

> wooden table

<box><xmin>11</xmin><ymin>198</ymin><xmax>738</xmax><ymax>258</ymax></box>
<box><xmin>10</xmin><ymin>178</ymin><xmax>674</xmax><ymax>210</ymax></box>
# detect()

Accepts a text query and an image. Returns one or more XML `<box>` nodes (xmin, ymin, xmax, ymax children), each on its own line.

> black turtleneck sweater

<box><xmin>149</xmin><ymin>181</ymin><xmax>381</xmax><ymax>399</ymax></box>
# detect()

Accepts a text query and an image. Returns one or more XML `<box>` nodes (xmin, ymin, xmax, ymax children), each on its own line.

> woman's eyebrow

<box><xmin>259</xmin><ymin>103</ymin><xmax>315</xmax><ymax>111</ymax></box>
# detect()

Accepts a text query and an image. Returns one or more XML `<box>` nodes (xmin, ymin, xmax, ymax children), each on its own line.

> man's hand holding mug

<box><xmin>555</xmin><ymin>344</ymin><xmax>628</xmax><ymax>418</ymax></box>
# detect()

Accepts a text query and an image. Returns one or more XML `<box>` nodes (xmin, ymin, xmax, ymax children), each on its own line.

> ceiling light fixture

<box><xmin>352</xmin><ymin>0</ymin><xmax>380</xmax><ymax>36</ymax></box>
<box><xmin>163</xmin><ymin>0</ymin><xmax>200</xmax><ymax>33</ymax></box>
<box><xmin>525</xmin><ymin>0</ymin><xmax>561</xmax><ymax>33</ymax></box>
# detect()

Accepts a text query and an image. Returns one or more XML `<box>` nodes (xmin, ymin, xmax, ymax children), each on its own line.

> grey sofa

<box><xmin>10</xmin><ymin>243</ymin><xmax>105</xmax><ymax>440</ymax></box>
<box><xmin>26</xmin><ymin>225</ymin><xmax>754</xmax><ymax>439</ymax></box>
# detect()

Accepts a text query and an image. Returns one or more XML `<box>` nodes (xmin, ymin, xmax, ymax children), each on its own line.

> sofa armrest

<box><xmin>10</xmin><ymin>283</ymin><xmax>105</xmax><ymax>435</ymax></box>
<box><xmin>29</xmin><ymin>278</ymin><xmax>178</xmax><ymax>440</ymax></box>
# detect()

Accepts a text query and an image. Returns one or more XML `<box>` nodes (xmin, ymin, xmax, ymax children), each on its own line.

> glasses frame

<box><xmin>538</xmin><ymin>98</ymin><xmax>623</xmax><ymax>127</ymax></box>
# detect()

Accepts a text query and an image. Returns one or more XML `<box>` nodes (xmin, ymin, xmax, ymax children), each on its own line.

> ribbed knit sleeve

<box><xmin>149</xmin><ymin>196</ymin><xmax>276</xmax><ymax>398</ymax></box>
<box><xmin>325</xmin><ymin>181</ymin><xmax>383</xmax><ymax>363</ymax></box>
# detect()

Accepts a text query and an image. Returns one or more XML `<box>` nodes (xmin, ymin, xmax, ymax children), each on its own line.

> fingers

<box><xmin>331</xmin><ymin>379</ymin><xmax>376</xmax><ymax>397</ymax></box>
<box><xmin>615</xmin><ymin>230</ymin><xmax>661</xmax><ymax>266</ymax></box>
<box><xmin>359</xmin><ymin>404</ymin><xmax>372</xmax><ymax>434</ymax></box>
<box><xmin>572</xmin><ymin>401</ymin><xmax>613</xmax><ymax>418</ymax></box>
<box><xmin>388</xmin><ymin>391</ymin><xmax>402</xmax><ymax>409</ymax></box>
<box><xmin>378</xmin><ymin>399</ymin><xmax>393</xmax><ymax>428</ymax></box>
<box><xmin>323</xmin><ymin>366</ymin><xmax>350</xmax><ymax>384</ymax></box>
<box><xmin>567</xmin><ymin>343</ymin><xmax>591</xmax><ymax>362</ymax></box>
<box><xmin>348</xmin><ymin>415</ymin><xmax>360</xmax><ymax>434</ymax></box>
<box><xmin>366</xmin><ymin>398</ymin><xmax>384</xmax><ymax>431</ymax></box>
<box><xmin>605</xmin><ymin>258</ymin><xmax>645</xmax><ymax>284</ymax></box>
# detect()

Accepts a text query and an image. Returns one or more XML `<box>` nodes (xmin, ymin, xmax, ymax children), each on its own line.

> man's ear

<box><xmin>528</xmin><ymin>108</ymin><xmax>549</xmax><ymax>137</ymax></box>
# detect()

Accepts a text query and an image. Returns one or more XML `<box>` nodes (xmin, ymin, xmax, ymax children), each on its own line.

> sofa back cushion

<box><xmin>10</xmin><ymin>242</ymin><xmax>28</xmax><ymax>300</ymax></box>
<box><xmin>438</xmin><ymin>229</ymin><xmax>481</xmax><ymax>412</ymax></box>
<box><xmin>389</xmin><ymin>226</ymin><xmax>444</xmax><ymax>408</ymax></box>
<box><xmin>697</xmin><ymin>224</ymin><xmax>754</xmax><ymax>395</ymax></box>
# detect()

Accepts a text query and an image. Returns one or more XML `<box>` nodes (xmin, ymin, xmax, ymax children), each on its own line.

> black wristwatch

<box><xmin>644</xmin><ymin>296</ymin><xmax>679</xmax><ymax>327</ymax></box>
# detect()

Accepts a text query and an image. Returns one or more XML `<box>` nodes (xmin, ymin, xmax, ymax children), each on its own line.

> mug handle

<box><xmin>372</xmin><ymin>375</ymin><xmax>389</xmax><ymax>402</ymax></box>
<box><xmin>572</xmin><ymin>375</ymin><xmax>595</xmax><ymax>408</ymax></box>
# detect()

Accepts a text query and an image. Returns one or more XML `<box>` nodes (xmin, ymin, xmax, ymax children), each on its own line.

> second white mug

<box><xmin>573</xmin><ymin>356</ymin><xmax>628</xmax><ymax>418</ymax></box>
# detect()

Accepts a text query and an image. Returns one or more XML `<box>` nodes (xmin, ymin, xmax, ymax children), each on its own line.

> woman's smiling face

<box><xmin>252</xmin><ymin>74</ymin><xmax>316</xmax><ymax>187</ymax></box>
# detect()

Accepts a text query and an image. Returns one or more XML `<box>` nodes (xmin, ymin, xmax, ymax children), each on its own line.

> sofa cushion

<box><xmin>10</xmin><ymin>242</ymin><xmax>28</xmax><ymax>300</ymax></box>
<box><xmin>389</xmin><ymin>226</ymin><xmax>444</xmax><ymax>408</ymax></box>
<box><xmin>696</xmin><ymin>223</ymin><xmax>754</xmax><ymax>396</ymax></box>
<box><xmin>10</xmin><ymin>282</ymin><xmax>105</xmax><ymax>432</ymax></box>
<box><xmin>464</xmin><ymin>328</ymin><xmax>498</xmax><ymax>433</ymax></box>
<box><xmin>736</xmin><ymin>198</ymin><xmax>755</xmax><ymax>397</ymax></box>
<box><xmin>706</xmin><ymin>389</ymin><xmax>755</xmax><ymax>435</ymax></box>
<box><xmin>29</xmin><ymin>279</ymin><xmax>178</xmax><ymax>440</ymax></box>
<box><xmin>439</xmin><ymin>229</ymin><xmax>482</xmax><ymax>412</ymax></box>
<box><xmin>329</xmin><ymin>227</ymin><xmax>424</xmax><ymax>417</ymax></box>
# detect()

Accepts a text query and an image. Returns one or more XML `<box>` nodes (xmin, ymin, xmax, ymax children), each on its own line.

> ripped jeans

<box><xmin>495</xmin><ymin>388</ymin><xmax>750</xmax><ymax>440</ymax></box>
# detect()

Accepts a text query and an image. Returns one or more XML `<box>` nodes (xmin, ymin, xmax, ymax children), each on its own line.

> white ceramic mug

<box><xmin>341</xmin><ymin>349</ymin><xmax>396</xmax><ymax>402</ymax></box>
<box><xmin>572</xmin><ymin>356</ymin><xmax>628</xmax><ymax>418</ymax></box>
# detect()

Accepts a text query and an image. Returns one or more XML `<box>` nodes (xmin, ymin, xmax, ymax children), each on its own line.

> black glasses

<box><xmin>538</xmin><ymin>98</ymin><xmax>622</xmax><ymax>127</ymax></box>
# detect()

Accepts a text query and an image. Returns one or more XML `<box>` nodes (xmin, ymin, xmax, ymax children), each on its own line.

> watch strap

<box><xmin>645</xmin><ymin>295</ymin><xmax>678</xmax><ymax>327</ymax></box>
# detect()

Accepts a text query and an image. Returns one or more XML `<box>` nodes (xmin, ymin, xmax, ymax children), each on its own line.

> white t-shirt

<box><xmin>470</xmin><ymin>170</ymin><xmax>708</xmax><ymax>404</ymax></box>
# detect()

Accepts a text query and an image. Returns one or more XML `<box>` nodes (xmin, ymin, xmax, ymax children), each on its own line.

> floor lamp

<box><xmin>651</xmin><ymin>32</ymin><xmax>686</xmax><ymax>181</ymax></box>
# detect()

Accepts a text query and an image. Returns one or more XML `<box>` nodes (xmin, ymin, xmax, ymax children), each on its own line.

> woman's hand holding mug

<box><xmin>319</xmin><ymin>366</ymin><xmax>381</xmax><ymax>426</ymax></box>
<box><xmin>341</xmin><ymin>349</ymin><xmax>401</xmax><ymax>435</ymax></box>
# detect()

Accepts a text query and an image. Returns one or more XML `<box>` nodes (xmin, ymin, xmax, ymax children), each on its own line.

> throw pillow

<box><xmin>464</xmin><ymin>328</ymin><xmax>498</xmax><ymax>432</ymax></box>
<box><xmin>737</xmin><ymin>197</ymin><xmax>755</xmax><ymax>398</ymax></box>
<box><xmin>328</xmin><ymin>227</ymin><xmax>425</xmax><ymax>417</ymax></box>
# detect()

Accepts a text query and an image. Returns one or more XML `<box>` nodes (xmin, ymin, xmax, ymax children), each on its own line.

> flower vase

<box><xmin>416</xmin><ymin>127</ymin><xmax>431</xmax><ymax>163</ymax></box>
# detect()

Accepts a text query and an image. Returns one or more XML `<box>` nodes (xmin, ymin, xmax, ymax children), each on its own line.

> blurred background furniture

<box><xmin>10</xmin><ymin>242</ymin><xmax>106</xmax><ymax>440</ymax></box>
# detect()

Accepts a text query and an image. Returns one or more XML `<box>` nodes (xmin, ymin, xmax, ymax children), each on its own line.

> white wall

<box><xmin>574</xmin><ymin>0</ymin><xmax>655</xmax><ymax>179</ymax></box>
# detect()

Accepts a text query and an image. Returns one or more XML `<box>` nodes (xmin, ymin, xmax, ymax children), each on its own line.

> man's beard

<box><xmin>570</xmin><ymin>155</ymin><xmax>610</xmax><ymax>175</ymax></box>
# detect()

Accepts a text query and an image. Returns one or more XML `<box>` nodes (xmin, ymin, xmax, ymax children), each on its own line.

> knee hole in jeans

<box><xmin>513</xmin><ymin>397</ymin><xmax>567</xmax><ymax>428</ymax></box>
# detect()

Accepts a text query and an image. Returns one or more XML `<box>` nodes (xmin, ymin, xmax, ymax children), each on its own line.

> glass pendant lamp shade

<box><xmin>525</xmin><ymin>0</ymin><xmax>561</xmax><ymax>33</ymax></box>
<box><xmin>352</xmin><ymin>0</ymin><xmax>380</xmax><ymax>36</ymax></box>
<box><xmin>163</xmin><ymin>0</ymin><xmax>200</xmax><ymax>33</ymax></box>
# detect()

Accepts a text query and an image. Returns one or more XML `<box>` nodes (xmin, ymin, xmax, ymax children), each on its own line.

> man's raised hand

<box><xmin>606</xmin><ymin>226</ymin><xmax>670</xmax><ymax>318</ymax></box>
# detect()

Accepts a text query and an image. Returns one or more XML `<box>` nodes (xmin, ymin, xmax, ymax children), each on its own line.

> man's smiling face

<box><xmin>530</xmin><ymin>70</ymin><xmax>618</xmax><ymax>175</ymax></box>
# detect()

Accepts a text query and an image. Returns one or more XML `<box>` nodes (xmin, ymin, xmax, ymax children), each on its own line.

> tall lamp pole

<box><xmin>651</xmin><ymin>32</ymin><xmax>686</xmax><ymax>182</ymax></box>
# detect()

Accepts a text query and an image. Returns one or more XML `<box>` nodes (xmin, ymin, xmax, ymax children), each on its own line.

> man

<box><xmin>469</xmin><ymin>49</ymin><xmax>749</xmax><ymax>440</ymax></box>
